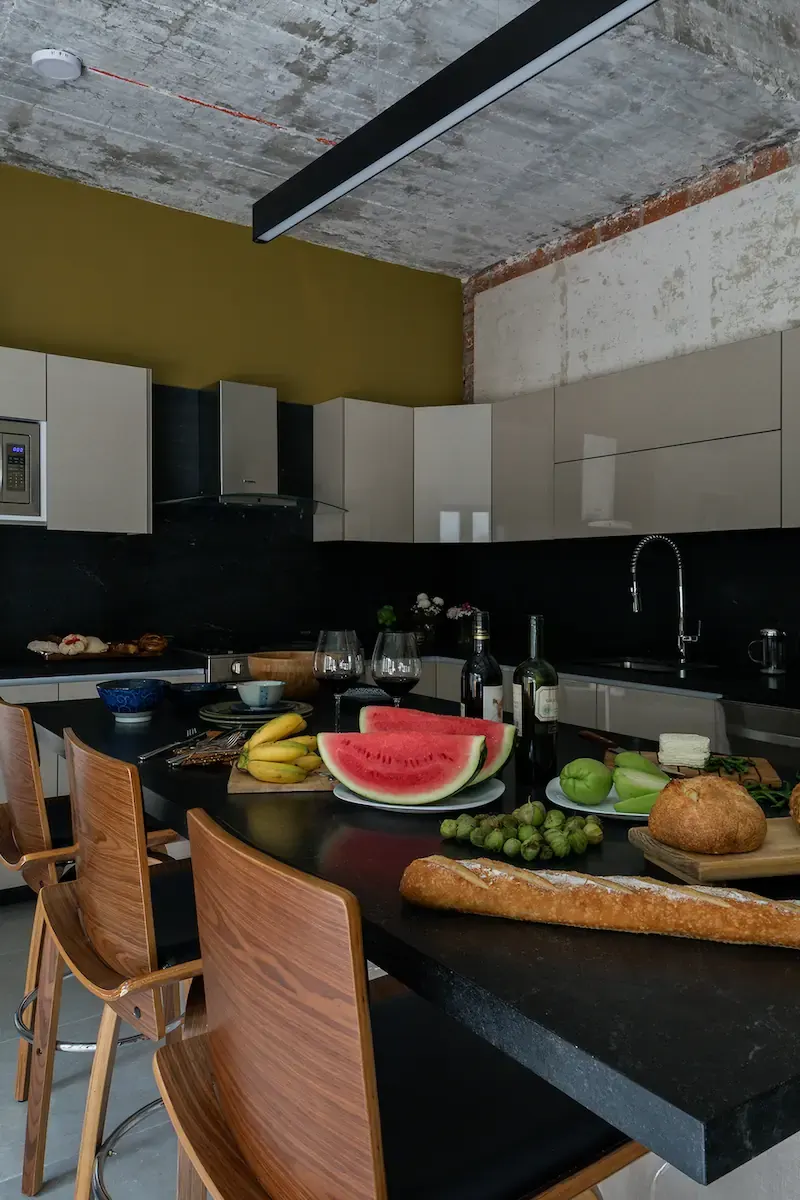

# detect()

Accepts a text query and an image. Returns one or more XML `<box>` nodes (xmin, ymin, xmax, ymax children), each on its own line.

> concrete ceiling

<box><xmin>1</xmin><ymin>0</ymin><xmax>799</xmax><ymax>276</ymax></box>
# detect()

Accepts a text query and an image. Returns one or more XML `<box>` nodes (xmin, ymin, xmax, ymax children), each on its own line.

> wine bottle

<box><xmin>461</xmin><ymin>611</ymin><xmax>504</xmax><ymax>722</ymax></box>
<box><xmin>513</xmin><ymin>615</ymin><xmax>558</xmax><ymax>785</ymax></box>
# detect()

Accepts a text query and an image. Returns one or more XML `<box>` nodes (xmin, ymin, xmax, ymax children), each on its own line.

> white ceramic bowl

<box><xmin>237</xmin><ymin>680</ymin><xmax>285</xmax><ymax>708</ymax></box>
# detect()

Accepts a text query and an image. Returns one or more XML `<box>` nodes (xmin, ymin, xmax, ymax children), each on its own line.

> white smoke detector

<box><xmin>31</xmin><ymin>49</ymin><xmax>83</xmax><ymax>81</ymax></box>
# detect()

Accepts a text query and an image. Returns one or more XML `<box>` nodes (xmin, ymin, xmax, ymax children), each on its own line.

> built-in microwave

<box><xmin>0</xmin><ymin>418</ymin><xmax>42</xmax><ymax>520</ymax></box>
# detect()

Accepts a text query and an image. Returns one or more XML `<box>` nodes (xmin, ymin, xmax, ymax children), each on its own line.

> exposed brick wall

<box><xmin>462</xmin><ymin>139</ymin><xmax>798</xmax><ymax>403</ymax></box>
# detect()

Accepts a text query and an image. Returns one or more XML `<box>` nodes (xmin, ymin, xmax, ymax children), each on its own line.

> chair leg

<box><xmin>15</xmin><ymin>895</ymin><xmax>46</xmax><ymax>1103</ymax></box>
<box><xmin>164</xmin><ymin>984</ymin><xmax>207</xmax><ymax>1200</ymax></box>
<box><xmin>74</xmin><ymin>1003</ymin><xmax>121</xmax><ymax>1200</ymax></box>
<box><xmin>22</xmin><ymin>925</ymin><xmax>65</xmax><ymax>1196</ymax></box>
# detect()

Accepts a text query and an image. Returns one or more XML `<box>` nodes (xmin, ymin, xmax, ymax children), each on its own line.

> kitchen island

<box><xmin>30</xmin><ymin>695</ymin><xmax>800</xmax><ymax>1187</ymax></box>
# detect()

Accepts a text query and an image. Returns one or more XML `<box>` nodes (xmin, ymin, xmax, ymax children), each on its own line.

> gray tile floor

<box><xmin>0</xmin><ymin>900</ymin><xmax>185</xmax><ymax>1198</ymax></box>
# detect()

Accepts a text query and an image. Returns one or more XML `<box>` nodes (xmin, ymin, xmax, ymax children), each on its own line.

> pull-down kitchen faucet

<box><xmin>630</xmin><ymin>535</ymin><xmax>701</xmax><ymax>665</ymax></box>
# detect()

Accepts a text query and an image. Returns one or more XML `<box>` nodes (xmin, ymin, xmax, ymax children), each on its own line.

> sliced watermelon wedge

<box><xmin>359</xmin><ymin>706</ymin><xmax>515</xmax><ymax>786</ymax></box>
<box><xmin>317</xmin><ymin>732</ymin><xmax>485</xmax><ymax>805</ymax></box>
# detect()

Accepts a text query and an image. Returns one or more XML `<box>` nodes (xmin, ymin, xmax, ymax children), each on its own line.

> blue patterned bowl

<box><xmin>96</xmin><ymin>678</ymin><xmax>167</xmax><ymax>723</ymax></box>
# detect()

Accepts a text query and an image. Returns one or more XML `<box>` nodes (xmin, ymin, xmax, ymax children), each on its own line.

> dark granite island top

<box><xmin>30</xmin><ymin>695</ymin><xmax>800</xmax><ymax>1186</ymax></box>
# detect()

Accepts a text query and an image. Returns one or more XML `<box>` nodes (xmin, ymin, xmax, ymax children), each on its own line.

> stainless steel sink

<box><xmin>582</xmin><ymin>658</ymin><xmax>717</xmax><ymax>673</ymax></box>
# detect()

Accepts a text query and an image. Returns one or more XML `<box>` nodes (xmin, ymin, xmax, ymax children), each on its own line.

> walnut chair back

<box><xmin>0</xmin><ymin>699</ymin><xmax>57</xmax><ymax>890</ymax></box>
<box><xmin>65</xmin><ymin>728</ymin><xmax>163</xmax><ymax>1036</ymax></box>
<box><xmin>187</xmin><ymin>808</ymin><xmax>387</xmax><ymax>1200</ymax></box>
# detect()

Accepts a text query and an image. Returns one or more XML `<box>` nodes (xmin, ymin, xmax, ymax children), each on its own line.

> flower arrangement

<box><xmin>412</xmin><ymin>593</ymin><xmax>444</xmax><ymax>617</ymax></box>
<box><xmin>446</xmin><ymin>602</ymin><xmax>477</xmax><ymax>621</ymax></box>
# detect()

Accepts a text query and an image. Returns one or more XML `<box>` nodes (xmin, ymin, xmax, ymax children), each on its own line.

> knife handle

<box><xmin>579</xmin><ymin>730</ymin><xmax>623</xmax><ymax>752</ymax></box>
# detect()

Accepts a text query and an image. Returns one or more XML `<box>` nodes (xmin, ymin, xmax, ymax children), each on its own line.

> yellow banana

<box><xmin>291</xmin><ymin>735</ymin><xmax>318</xmax><ymax>750</ymax></box>
<box><xmin>244</xmin><ymin>741</ymin><xmax>307</xmax><ymax>764</ymax></box>
<box><xmin>245</xmin><ymin>760</ymin><xmax>307</xmax><ymax>784</ymax></box>
<box><xmin>244</xmin><ymin>713</ymin><xmax>307</xmax><ymax>751</ymax></box>
<box><xmin>294</xmin><ymin>753</ymin><xmax>322</xmax><ymax>772</ymax></box>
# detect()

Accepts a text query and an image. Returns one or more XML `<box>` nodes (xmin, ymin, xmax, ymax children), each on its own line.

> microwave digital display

<box><xmin>10</xmin><ymin>445</ymin><xmax>24</xmax><ymax>454</ymax></box>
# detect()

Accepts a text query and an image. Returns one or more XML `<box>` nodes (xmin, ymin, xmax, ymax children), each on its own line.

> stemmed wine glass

<box><xmin>313</xmin><ymin>630</ymin><xmax>364</xmax><ymax>732</ymax></box>
<box><xmin>371</xmin><ymin>631</ymin><xmax>422</xmax><ymax>707</ymax></box>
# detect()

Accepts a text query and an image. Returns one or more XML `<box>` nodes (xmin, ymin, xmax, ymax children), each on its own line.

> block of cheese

<box><xmin>658</xmin><ymin>733</ymin><xmax>710</xmax><ymax>769</ymax></box>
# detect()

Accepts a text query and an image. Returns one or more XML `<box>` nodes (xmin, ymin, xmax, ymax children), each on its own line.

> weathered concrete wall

<box><xmin>473</xmin><ymin>161</ymin><xmax>800</xmax><ymax>401</ymax></box>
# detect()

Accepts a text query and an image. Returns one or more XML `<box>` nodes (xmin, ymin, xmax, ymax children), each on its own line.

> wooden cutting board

<box><xmin>228</xmin><ymin>764</ymin><xmax>335</xmax><ymax>795</ymax></box>
<box><xmin>603</xmin><ymin>749</ymin><xmax>781</xmax><ymax>788</ymax></box>
<box><xmin>629</xmin><ymin>819</ymin><xmax>800</xmax><ymax>883</ymax></box>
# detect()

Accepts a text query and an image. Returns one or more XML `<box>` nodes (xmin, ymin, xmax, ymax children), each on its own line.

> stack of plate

<box><xmin>198</xmin><ymin>699</ymin><xmax>314</xmax><ymax>728</ymax></box>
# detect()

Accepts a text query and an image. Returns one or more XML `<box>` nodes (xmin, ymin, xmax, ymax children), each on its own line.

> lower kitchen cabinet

<box><xmin>414</xmin><ymin>661</ymin><xmax>437</xmax><ymax>698</ymax></box>
<box><xmin>597</xmin><ymin>683</ymin><xmax>718</xmax><ymax>742</ymax></box>
<box><xmin>558</xmin><ymin>678</ymin><xmax>597</xmax><ymax>728</ymax></box>
<box><xmin>435</xmin><ymin>661</ymin><xmax>463</xmax><ymax>704</ymax></box>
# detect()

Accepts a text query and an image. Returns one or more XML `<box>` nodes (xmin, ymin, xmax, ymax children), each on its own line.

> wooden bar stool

<box><xmin>23</xmin><ymin>730</ymin><xmax>201</xmax><ymax>1199</ymax></box>
<box><xmin>0</xmin><ymin>700</ymin><xmax>179</xmax><ymax>1107</ymax></box>
<box><xmin>155</xmin><ymin>809</ymin><xmax>646</xmax><ymax>1200</ymax></box>
<box><xmin>0</xmin><ymin>699</ymin><xmax>78</xmax><ymax>1102</ymax></box>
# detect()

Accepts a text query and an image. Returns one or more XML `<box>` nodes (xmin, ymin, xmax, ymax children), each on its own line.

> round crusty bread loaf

<box><xmin>790</xmin><ymin>783</ymin><xmax>800</xmax><ymax>832</ymax></box>
<box><xmin>648</xmin><ymin>774</ymin><xmax>766</xmax><ymax>855</ymax></box>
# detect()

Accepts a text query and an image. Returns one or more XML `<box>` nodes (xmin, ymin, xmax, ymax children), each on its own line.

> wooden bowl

<box><xmin>247</xmin><ymin>651</ymin><xmax>319</xmax><ymax>700</ymax></box>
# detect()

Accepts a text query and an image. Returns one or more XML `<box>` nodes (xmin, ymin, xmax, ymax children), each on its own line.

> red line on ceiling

<box><xmin>87</xmin><ymin>65</ymin><xmax>339</xmax><ymax>147</ymax></box>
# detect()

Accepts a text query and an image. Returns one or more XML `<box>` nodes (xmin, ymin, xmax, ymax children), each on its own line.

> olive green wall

<box><xmin>0</xmin><ymin>165</ymin><xmax>462</xmax><ymax>405</ymax></box>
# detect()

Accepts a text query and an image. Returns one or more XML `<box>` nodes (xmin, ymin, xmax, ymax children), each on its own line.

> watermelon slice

<box><xmin>317</xmin><ymin>732</ymin><xmax>485</xmax><ymax>806</ymax></box>
<box><xmin>359</xmin><ymin>706</ymin><xmax>515</xmax><ymax>786</ymax></box>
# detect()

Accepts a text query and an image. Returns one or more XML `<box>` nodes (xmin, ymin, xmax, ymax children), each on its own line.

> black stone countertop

<box><xmin>0</xmin><ymin>649</ymin><xmax>205</xmax><ymax>687</ymax></box>
<box><xmin>30</xmin><ymin>695</ymin><xmax>800</xmax><ymax>1186</ymax></box>
<box><xmin>559</xmin><ymin>659</ymin><xmax>800</xmax><ymax>708</ymax></box>
<box><xmin>432</xmin><ymin>650</ymin><xmax>800</xmax><ymax>709</ymax></box>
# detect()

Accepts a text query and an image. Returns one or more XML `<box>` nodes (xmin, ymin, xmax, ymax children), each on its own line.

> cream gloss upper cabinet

<box><xmin>782</xmin><ymin>326</ymin><xmax>800</xmax><ymax>526</ymax></box>
<box><xmin>414</xmin><ymin>404</ymin><xmax>492</xmax><ymax>543</ymax></box>
<box><xmin>46</xmin><ymin>355</ymin><xmax>152</xmax><ymax>534</ymax></box>
<box><xmin>554</xmin><ymin>331</ymin><xmax>781</xmax><ymax>462</ymax></box>
<box><xmin>313</xmin><ymin>397</ymin><xmax>413</xmax><ymax>542</ymax></box>
<box><xmin>0</xmin><ymin>347</ymin><xmax>46</xmax><ymax>420</ymax></box>
<box><xmin>492</xmin><ymin>390</ymin><xmax>554</xmax><ymax>541</ymax></box>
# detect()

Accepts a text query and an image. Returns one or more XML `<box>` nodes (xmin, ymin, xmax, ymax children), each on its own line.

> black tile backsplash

<box><xmin>3</xmin><ymin>514</ymin><xmax>797</xmax><ymax>670</ymax></box>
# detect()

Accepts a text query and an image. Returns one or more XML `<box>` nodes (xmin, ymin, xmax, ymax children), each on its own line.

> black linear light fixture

<box><xmin>253</xmin><ymin>0</ymin><xmax>658</xmax><ymax>244</ymax></box>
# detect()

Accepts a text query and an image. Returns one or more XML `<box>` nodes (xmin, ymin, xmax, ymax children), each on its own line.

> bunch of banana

<box><xmin>237</xmin><ymin>713</ymin><xmax>322</xmax><ymax>784</ymax></box>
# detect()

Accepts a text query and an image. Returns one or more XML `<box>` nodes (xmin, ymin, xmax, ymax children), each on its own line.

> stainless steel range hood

<box><xmin>153</xmin><ymin>381</ymin><xmax>342</xmax><ymax>511</ymax></box>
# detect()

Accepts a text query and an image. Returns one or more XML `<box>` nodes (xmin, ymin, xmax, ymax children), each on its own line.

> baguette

<box><xmin>399</xmin><ymin>856</ymin><xmax>800</xmax><ymax>950</ymax></box>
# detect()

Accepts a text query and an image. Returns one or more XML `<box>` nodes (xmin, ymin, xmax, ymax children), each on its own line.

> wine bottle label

<box><xmin>534</xmin><ymin>686</ymin><xmax>559</xmax><ymax>722</ymax></box>
<box><xmin>512</xmin><ymin>683</ymin><xmax>523</xmax><ymax>734</ymax></box>
<box><xmin>482</xmin><ymin>685</ymin><xmax>504</xmax><ymax>722</ymax></box>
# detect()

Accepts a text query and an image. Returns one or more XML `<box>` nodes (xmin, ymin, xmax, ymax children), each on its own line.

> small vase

<box><xmin>413</xmin><ymin>620</ymin><xmax>436</xmax><ymax>653</ymax></box>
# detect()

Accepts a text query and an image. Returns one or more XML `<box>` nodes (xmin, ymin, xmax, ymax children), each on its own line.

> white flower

<box><xmin>433</xmin><ymin>597</ymin><xmax>444</xmax><ymax>606</ymax></box>
<box><xmin>446</xmin><ymin>607</ymin><xmax>459</xmax><ymax>619</ymax></box>
<box><xmin>417</xmin><ymin>597</ymin><xmax>431</xmax><ymax>609</ymax></box>
<box><xmin>416</xmin><ymin>592</ymin><xmax>428</xmax><ymax>602</ymax></box>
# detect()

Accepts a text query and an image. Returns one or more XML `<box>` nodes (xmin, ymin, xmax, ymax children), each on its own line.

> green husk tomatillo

<box><xmin>560</xmin><ymin>758</ymin><xmax>613</xmax><ymax>806</ymax></box>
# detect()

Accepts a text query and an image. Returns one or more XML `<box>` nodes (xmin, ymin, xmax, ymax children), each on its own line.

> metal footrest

<box><xmin>14</xmin><ymin>975</ymin><xmax>147</xmax><ymax>1052</ymax></box>
<box><xmin>92</xmin><ymin>1098</ymin><xmax>165</xmax><ymax>1200</ymax></box>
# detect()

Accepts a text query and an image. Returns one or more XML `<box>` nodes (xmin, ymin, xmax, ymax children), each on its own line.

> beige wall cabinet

<box><xmin>492</xmin><ymin>391</ymin><xmax>554</xmax><ymax>541</ymax></box>
<box><xmin>596</xmin><ymin>683</ymin><xmax>717</xmax><ymax>742</ymax></box>
<box><xmin>782</xmin><ymin>327</ymin><xmax>800</xmax><ymax>526</ymax></box>
<box><xmin>414</xmin><ymin>405</ymin><xmax>492</xmax><ymax>543</ymax></box>
<box><xmin>554</xmin><ymin>332</ymin><xmax>780</xmax><ymax>463</ymax></box>
<box><xmin>0</xmin><ymin>347</ymin><xmax>47</xmax><ymax>421</ymax></box>
<box><xmin>46</xmin><ymin>355</ymin><xmax>152</xmax><ymax>534</ymax></box>
<box><xmin>554</xmin><ymin>431</ymin><xmax>780</xmax><ymax>538</ymax></box>
<box><xmin>313</xmin><ymin>397</ymin><xmax>413</xmax><ymax>542</ymax></box>
<box><xmin>558</xmin><ymin>678</ymin><xmax>598</xmax><ymax>728</ymax></box>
